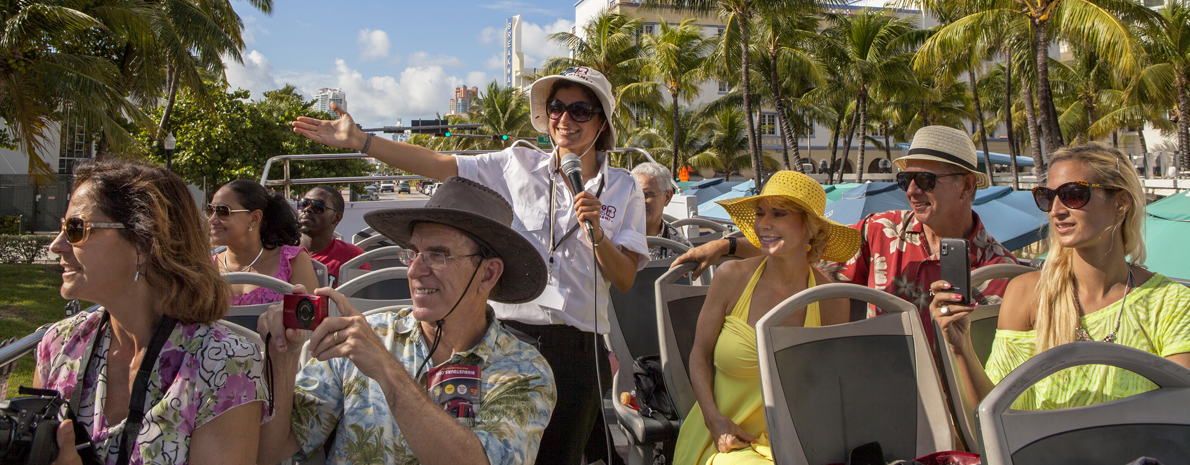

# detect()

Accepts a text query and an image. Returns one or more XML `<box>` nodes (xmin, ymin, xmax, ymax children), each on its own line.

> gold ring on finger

<box><xmin>334</xmin><ymin>330</ymin><xmax>342</xmax><ymax>344</ymax></box>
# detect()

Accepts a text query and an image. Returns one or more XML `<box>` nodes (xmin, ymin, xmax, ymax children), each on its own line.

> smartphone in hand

<box><xmin>939</xmin><ymin>238</ymin><xmax>971</xmax><ymax>304</ymax></box>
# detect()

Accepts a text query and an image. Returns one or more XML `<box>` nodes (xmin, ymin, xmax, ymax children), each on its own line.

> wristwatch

<box><xmin>726</xmin><ymin>236</ymin><xmax>737</xmax><ymax>257</ymax></box>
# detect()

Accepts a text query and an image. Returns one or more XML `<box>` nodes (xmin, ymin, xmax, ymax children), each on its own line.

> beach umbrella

<box><xmin>822</xmin><ymin>182</ymin><xmax>909</xmax><ymax>226</ymax></box>
<box><xmin>972</xmin><ymin>188</ymin><xmax>1049</xmax><ymax>251</ymax></box>
<box><xmin>1144</xmin><ymin>191</ymin><xmax>1190</xmax><ymax>280</ymax></box>
<box><xmin>823</xmin><ymin>183</ymin><xmax>864</xmax><ymax>203</ymax></box>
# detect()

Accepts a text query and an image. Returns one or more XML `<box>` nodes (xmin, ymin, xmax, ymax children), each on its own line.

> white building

<box><xmin>313</xmin><ymin>88</ymin><xmax>346</xmax><ymax>115</ymax></box>
<box><xmin>504</xmin><ymin>15</ymin><xmax>527</xmax><ymax>89</ymax></box>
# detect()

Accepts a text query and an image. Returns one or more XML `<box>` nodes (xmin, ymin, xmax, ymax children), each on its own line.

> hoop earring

<box><xmin>249</xmin><ymin>226</ymin><xmax>253</xmax><ymax>232</ymax></box>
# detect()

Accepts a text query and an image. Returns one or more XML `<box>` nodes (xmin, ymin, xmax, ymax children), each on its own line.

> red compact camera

<box><xmin>283</xmin><ymin>294</ymin><xmax>329</xmax><ymax>330</ymax></box>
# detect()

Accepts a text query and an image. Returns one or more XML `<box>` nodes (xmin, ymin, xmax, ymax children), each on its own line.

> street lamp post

<box><xmin>163</xmin><ymin>133</ymin><xmax>176</xmax><ymax>170</ymax></box>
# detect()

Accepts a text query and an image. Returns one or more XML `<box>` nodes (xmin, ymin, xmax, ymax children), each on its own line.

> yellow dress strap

<box><xmin>731</xmin><ymin>257</ymin><xmax>768</xmax><ymax>319</ymax></box>
<box><xmin>804</xmin><ymin>268</ymin><xmax>820</xmax><ymax>328</ymax></box>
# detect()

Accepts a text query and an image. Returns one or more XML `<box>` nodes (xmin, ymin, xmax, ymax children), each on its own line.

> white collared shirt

<box><xmin>456</xmin><ymin>147</ymin><xmax>649</xmax><ymax>334</ymax></box>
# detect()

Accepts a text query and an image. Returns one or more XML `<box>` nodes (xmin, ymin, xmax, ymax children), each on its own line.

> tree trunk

<box><xmin>856</xmin><ymin>90</ymin><xmax>869</xmax><ymax>183</ymax></box>
<box><xmin>839</xmin><ymin>106</ymin><xmax>861</xmax><ymax>184</ymax></box>
<box><xmin>1022</xmin><ymin>70</ymin><xmax>1045</xmax><ymax>173</ymax></box>
<box><xmin>740</xmin><ymin>18</ymin><xmax>764</xmax><ymax>189</ymax></box>
<box><xmin>883</xmin><ymin>122</ymin><xmax>892</xmax><ymax>162</ymax></box>
<box><xmin>1138</xmin><ymin>125</ymin><xmax>1148</xmax><ymax>156</ymax></box>
<box><xmin>1004</xmin><ymin>48</ymin><xmax>1019</xmax><ymax>190</ymax></box>
<box><xmin>1178</xmin><ymin>73</ymin><xmax>1190</xmax><ymax>172</ymax></box>
<box><xmin>828</xmin><ymin>112</ymin><xmax>843</xmax><ymax>184</ymax></box>
<box><xmin>791</xmin><ymin>124</ymin><xmax>804</xmax><ymax>173</ymax></box>
<box><xmin>158</xmin><ymin>67</ymin><xmax>181</xmax><ymax>147</ymax></box>
<box><xmin>970</xmin><ymin>68</ymin><xmax>995</xmax><ymax>186</ymax></box>
<box><xmin>671</xmin><ymin>93</ymin><xmax>681</xmax><ymax>178</ymax></box>
<box><xmin>775</xmin><ymin>103</ymin><xmax>803</xmax><ymax>172</ymax></box>
<box><xmin>771</xmin><ymin>52</ymin><xmax>790</xmax><ymax>171</ymax></box>
<box><xmin>1034</xmin><ymin>20</ymin><xmax>1065</xmax><ymax>155</ymax></box>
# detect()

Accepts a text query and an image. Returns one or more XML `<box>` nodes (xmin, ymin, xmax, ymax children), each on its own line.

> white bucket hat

<box><xmin>529</xmin><ymin>67</ymin><xmax>616</xmax><ymax>151</ymax></box>
<box><xmin>896</xmin><ymin>125</ymin><xmax>990</xmax><ymax>189</ymax></box>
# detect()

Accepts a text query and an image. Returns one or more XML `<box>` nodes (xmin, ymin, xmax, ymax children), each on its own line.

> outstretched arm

<box><xmin>670</xmin><ymin>237</ymin><xmax>760</xmax><ymax>280</ymax></box>
<box><xmin>292</xmin><ymin>102</ymin><xmax>459</xmax><ymax>181</ymax></box>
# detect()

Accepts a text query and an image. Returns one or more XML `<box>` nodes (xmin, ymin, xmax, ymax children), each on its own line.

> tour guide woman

<box><xmin>37</xmin><ymin>160</ymin><xmax>270</xmax><ymax>465</ymax></box>
<box><xmin>931</xmin><ymin>143</ymin><xmax>1190</xmax><ymax>411</ymax></box>
<box><xmin>291</xmin><ymin>67</ymin><xmax>648</xmax><ymax>463</ymax></box>
<box><xmin>674</xmin><ymin>171</ymin><xmax>861</xmax><ymax>464</ymax></box>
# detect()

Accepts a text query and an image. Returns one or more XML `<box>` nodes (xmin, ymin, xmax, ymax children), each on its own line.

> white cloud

<box><xmin>478</xmin><ymin>18</ymin><xmax>573</xmax><ymax>70</ymax></box>
<box><xmin>356</xmin><ymin>28</ymin><xmax>394</xmax><ymax>62</ymax></box>
<box><xmin>407</xmin><ymin>52</ymin><xmax>463</xmax><ymax>68</ymax></box>
<box><xmin>242</xmin><ymin>16</ymin><xmax>268</xmax><ymax>45</ymax></box>
<box><xmin>223</xmin><ymin>50</ymin><xmax>278</xmax><ymax>99</ymax></box>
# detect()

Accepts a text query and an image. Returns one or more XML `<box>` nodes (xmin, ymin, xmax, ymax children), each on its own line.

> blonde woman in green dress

<box><xmin>931</xmin><ymin>143</ymin><xmax>1190</xmax><ymax>410</ymax></box>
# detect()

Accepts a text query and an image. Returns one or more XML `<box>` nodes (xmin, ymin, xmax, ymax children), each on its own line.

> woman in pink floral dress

<box><xmin>36</xmin><ymin>160</ymin><xmax>271</xmax><ymax>465</ymax></box>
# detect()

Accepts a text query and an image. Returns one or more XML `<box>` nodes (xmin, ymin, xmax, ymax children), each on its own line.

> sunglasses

<box><xmin>60</xmin><ymin>216</ymin><xmax>125</xmax><ymax>244</ymax></box>
<box><xmin>298</xmin><ymin>198</ymin><xmax>340</xmax><ymax>214</ymax></box>
<box><xmin>1031</xmin><ymin>181</ymin><xmax>1111</xmax><ymax>212</ymax></box>
<box><xmin>547</xmin><ymin>99</ymin><xmax>602</xmax><ymax>123</ymax></box>
<box><xmin>895</xmin><ymin>171</ymin><xmax>965</xmax><ymax>192</ymax></box>
<box><xmin>205</xmin><ymin>204</ymin><xmax>252</xmax><ymax>220</ymax></box>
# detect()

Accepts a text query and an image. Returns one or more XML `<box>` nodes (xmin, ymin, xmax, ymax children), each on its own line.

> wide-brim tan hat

<box><xmin>896</xmin><ymin>125</ymin><xmax>990</xmax><ymax>189</ymax></box>
<box><xmin>717</xmin><ymin>171</ymin><xmax>861</xmax><ymax>263</ymax></box>
<box><xmin>529</xmin><ymin>66</ymin><xmax>616</xmax><ymax>151</ymax></box>
<box><xmin>363</xmin><ymin>177</ymin><xmax>545</xmax><ymax>304</ymax></box>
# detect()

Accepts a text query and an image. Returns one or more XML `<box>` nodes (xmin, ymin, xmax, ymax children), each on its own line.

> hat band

<box><xmin>907</xmin><ymin>147</ymin><xmax>976</xmax><ymax>171</ymax></box>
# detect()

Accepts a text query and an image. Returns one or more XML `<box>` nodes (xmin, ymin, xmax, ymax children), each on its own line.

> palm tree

<box><xmin>821</xmin><ymin>9</ymin><xmax>921</xmax><ymax>182</ymax></box>
<box><xmin>643</xmin><ymin>0</ymin><xmax>820</xmax><ymax>189</ymax></box>
<box><xmin>751</xmin><ymin>11</ymin><xmax>824</xmax><ymax>173</ymax></box>
<box><xmin>688</xmin><ymin>106</ymin><xmax>777</xmax><ymax>181</ymax></box>
<box><xmin>627</xmin><ymin>105</ymin><xmax>715</xmax><ymax>172</ymax></box>
<box><xmin>1140</xmin><ymin>0</ymin><xmax>1190</xmax><ymax>172</ymax></box>
<box><xmin>621</xmin><ymin>18</ymin><xmax>712</xmax><ymax>177</ymax></box>
<box><xmin>470</xmin><ymin>82</ymin><xmax>532</xmax><ymax>150</ymax></box>
<box><xmin>1088</xmin><ymin>62</ymin><xmax>1176</xmax><ymax>157</ymax></box>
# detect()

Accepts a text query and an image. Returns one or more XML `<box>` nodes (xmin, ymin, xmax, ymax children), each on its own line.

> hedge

<box><xmin>0</xmin><ymin>235</ymin><xmax>54</xmax><ymax>264</ymax></box>
<box><xmin>0</xmin><ymin>215</ymin><xmax>23</xmax><ymax>235</ymax></box>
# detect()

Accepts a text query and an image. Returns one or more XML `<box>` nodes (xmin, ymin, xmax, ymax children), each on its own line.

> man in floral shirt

<box><xmin>257</xmin><ymin>177</ymin><xmax>557</xmax><ymax>465</ymax></box>
<box><xmin>674</xmin><ymin>126</ymin><xmax>1017</xmax><ymax>348</ymax></box>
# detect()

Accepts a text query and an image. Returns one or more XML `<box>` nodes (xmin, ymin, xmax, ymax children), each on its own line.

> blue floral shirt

<box><xmin>290</xmin><ymin>308</ymin><xmax>557</xmax><ymax>465</ymax></box>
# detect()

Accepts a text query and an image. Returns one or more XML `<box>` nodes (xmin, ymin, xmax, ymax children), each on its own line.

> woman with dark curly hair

<box><xmin>209</xmin><ymin>180</ymin><xmax>318</xmax><ymax>305</ymax></box>
<box><xmin>35</xmin><ymin>159</ymin><xmax>269</xmax><ymax>464</ymax></box>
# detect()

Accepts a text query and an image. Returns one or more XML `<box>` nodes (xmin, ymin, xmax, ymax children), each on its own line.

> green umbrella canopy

<box><xmin>1144</xmin><ymin>191</ymin><xmax>1190</xmax><ymax>280</ymax></box>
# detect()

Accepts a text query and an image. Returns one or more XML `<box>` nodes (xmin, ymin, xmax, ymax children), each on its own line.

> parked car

<box><xmin>380</xmin><ymin>181</ymin><xmax>394</xmax><ymax>192</ymax></box>
<box><xmin>398</xmin><ymin>181</ymin><xmax>411</xmax><ymax>193</ymax></box>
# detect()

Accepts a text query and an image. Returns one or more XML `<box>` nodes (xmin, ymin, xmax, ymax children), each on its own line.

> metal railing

<box><xmin>0</xmin><ymin>302</ymin><xmax>99</xmax><ymax>374</ymax></box>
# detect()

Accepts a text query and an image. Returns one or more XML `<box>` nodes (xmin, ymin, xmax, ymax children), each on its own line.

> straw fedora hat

<box><xmin>529</xmin><ymin>66</ymin><xmax>616</xmax><ymax>151</ymax></box>
<box><xmin>363</xmin><ymin>177</ymin><xmax>546</xmax><ymax>304</ymax></box>
<box><xmin>717</xmin><ymin>171</ymin><xmax>862</xmax><ymax>263</ymax></box>
<box><xmin>895</xmin><ymin>125</ymin><xmax>990</xmax><ymax>189</ymax></box>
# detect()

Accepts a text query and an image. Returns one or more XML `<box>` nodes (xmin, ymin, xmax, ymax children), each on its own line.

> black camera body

<box><xmin>0</xmin><ymin>388</ymin><xmax>66</xmax><ymax>465</ymax></box>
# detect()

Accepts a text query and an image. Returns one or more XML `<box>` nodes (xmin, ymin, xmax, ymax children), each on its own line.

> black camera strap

<box><xmin>71</xmin><ymin>310</ymin><xmax>178</xmax><ymax>465</ymax></box>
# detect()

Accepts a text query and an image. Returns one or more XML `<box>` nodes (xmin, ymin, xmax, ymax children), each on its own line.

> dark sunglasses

<box><xmin>298</xmin><ymin>198</ymin><xmax>340</xmax><ymax>214</ymax></box>
<box><xmin>895</xmin><ymin>171</ymin><xmax>965</xmax><ymax>192</ymax></box>
<box><xmin>546</xmin><ymin>98</ymin><xmax>602</xmax><ymax>123</ymax></box>
<box><xmin>1031</xmin><ymin>181</ymin><xmax>1110</xmax><ymax>212</ymax></box>
<box><xmin>205</xmin><ymin>204</ymin><xmax>252</xmax><ymax>220</ymax></box>
<box><xmin>60</xmin><ymin>216</ymin><xmax>125</xmax><ymax>244</ymax></box>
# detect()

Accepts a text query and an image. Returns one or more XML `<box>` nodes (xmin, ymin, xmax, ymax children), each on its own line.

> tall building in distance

<box><xmin>504</xmin><ymin>15</ymin><xmax>526</xmax><ymax>89</ymax></box>
<box><xmin>312</xmin><ymin>88</ymin><xmax>346</xmax><ymax>115</ymax></box>
<box><xmin>448</xmin><ymin>86</ymin><xmax>479</xmax><ymax>115</ymax></box>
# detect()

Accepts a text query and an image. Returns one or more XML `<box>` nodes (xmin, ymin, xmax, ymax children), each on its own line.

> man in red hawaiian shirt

<box><xmin>674</xmin><ymin>126</ymin><xmax>1017</xmax><ymax>347</ymax></box>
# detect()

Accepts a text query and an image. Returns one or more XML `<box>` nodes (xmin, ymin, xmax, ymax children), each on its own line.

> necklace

<box><xmin>222</xmin><ymin>247</ymin><xmax>264</xmax><ymax>273</ymax></box>
<box><xmin>1073</xmin><ymin>267</ymin><xmax>1135</xmax><ymax>343</ymax></box>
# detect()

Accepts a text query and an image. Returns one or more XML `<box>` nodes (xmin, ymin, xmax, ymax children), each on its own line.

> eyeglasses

<box><xmin>60</xmin><ymin>216</ymin><xmax>125</xmax><ymax>244</ymax></box>
<box><xmin>895</xmin><ymin>171</ymin><xmax>966</xmax><ymax>192</ymax></box>
<box><xmin>298</xmin><ymin>198</ymin><xmax>340</xmax><ymax>214</ymax></box>
<box><xmin>547</xmin><ymin>99</ymin><xmax>602</xmax><ymax>123</ymax></box>
<box><xmin>1031</xmin><ymin>181</ymin><xmax>1110</xmax><ymax>212</ymax></box>
<box><xmin>205</xmin><ymin>204</ymin><xmax>252</xmax><ymax>220</ymax></box>
<box><xmin>396</xmin><ymin>249</ymin><xmax>482</xmax><ymax>268</ymax></box>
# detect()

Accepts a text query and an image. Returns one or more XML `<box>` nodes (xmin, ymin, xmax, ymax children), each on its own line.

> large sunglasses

<box><xmin>1031</xmin><ymin>181</ymin><xmax>1110</xmax><ymax>212</ymax></box>
<box><xmin>546</xmin><ymin>99</ymin><xmax>602</xmax><ymax>123</ymax></box>
<box><xmin>298</xmin><ymin>198</ymin><xmax>340</xmax><ymax>214</ymax></box>
<box><xmin>895</xmin><ymin>171</ymin><xmax>965</xmax><ymax>192</ymax></box>
<box><xmin>205</xmin><ymin>204</ymin><xmax>252</xmax><ymax>220</ymax></box>
<box><xmin>60</xmin><ymin>216</ymin><xmax>125</xmax><ymax>245</ymax></box>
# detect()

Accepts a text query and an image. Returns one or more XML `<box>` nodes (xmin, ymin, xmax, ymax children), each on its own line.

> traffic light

<box><xmin>492</xmin><ymin>135</ymin><xmax>509</xmax><ymax>141</ymax></box>
<box><xmin>444</xmin><ymin>132</ymin><xmax>452</xmax><ymax>137</ymax></box>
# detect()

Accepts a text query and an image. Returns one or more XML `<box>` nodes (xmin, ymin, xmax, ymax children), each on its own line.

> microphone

<box><xmin>560</xmin><ymin>153</ymin><xmax>596</xmax><ymax>242</ymax></box>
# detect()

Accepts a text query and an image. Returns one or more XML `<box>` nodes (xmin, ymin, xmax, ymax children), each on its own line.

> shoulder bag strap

<box><xmin>115</xmin><ymin>315</ymin><xmax>179</xmax><ymax>465</ymax></box>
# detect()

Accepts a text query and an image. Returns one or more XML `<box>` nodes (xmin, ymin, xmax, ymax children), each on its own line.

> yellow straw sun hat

<box><xmin>717</xmin><ymin>171</ymin><xmax>862</xmax><ymax>263</ymax></box>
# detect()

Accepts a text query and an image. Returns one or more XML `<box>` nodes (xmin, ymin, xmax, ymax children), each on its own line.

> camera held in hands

<box><xmin>283</xmin><ymin>293</ymin><xmax>329</xmax><ymax>331</ymax></box>
<box><xmin>0</xmin><ymin>387</ymin><xmax>97</xmax><ymax>465</ymax></box>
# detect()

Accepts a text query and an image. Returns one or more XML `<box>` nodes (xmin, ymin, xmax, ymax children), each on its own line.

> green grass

<box><xmin>0</xmin><ymin>264</ymin><xmax>79</xmax><ymax>399</ymax></box>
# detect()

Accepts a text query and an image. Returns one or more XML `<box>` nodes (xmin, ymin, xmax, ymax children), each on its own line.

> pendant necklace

<box><xmin>223</xmin><ymin>246</ymin><xmax>264</xmax><ymax>273</ymax></box>
<box><xmin>1073</xmin><ymin>267</ymin><xmax>1135</xmax><ymax>343</ymax></box>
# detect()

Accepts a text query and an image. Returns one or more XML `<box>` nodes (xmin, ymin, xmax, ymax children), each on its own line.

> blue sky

<box><xmin>224</xmin><ymin>0</ymin><xmax>576</xmax><ymax>128</ymax></box>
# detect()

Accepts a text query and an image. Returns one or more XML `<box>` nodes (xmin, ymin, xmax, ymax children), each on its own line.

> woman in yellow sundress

<box><xmin>673</xmin><ymin>171</ymin><xmax>863</xmax><ymax>464</ymax></box>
